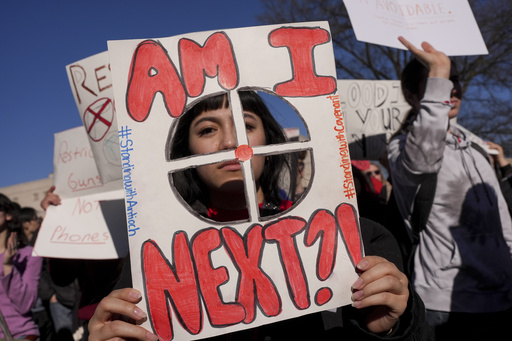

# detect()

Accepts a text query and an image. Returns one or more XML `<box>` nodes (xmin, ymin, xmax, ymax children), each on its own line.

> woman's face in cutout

<box><xmin>188</xmin><ymin>106</ymin><xmax>267</xmax><ymax>196</ymax></box>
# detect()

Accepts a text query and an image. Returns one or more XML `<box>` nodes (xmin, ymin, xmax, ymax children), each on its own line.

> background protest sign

<box><xmin>33</xmin><ymin>126</ymin><xmax>128</xmax><ymax>259</ymax></box>
<box><xmin>343</xmin><ymin>0</ymin><xmax>488</xmax><ymax>56</ymax></box>
<box><xmin>340</xmin><ymin>79</ymin><xmax>410</xmax><ymax>160</ymax></box>
<box><xmin>108</xmin><ymin>21</ymin><xmax>363</xmax><ymax>340</ymax></box>
<box><xmin>66</xmin><ymin>51</ymin><xmax>123</xmax><ymax>184</ymax></box>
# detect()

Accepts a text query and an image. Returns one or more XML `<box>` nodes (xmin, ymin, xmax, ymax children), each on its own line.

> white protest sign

<box><xmin>452</xmin><ymin>122</ymin><xmax>498</xmax><ymax>156</ymax></box>
<box><xmin>343</xmin><ymin>0</ymin><xmax>488</xmax><ymax>56</ymax></box>
<box><xmin>66</xmin><ymin>52</ymin><xmax>122</xmax><ymax>184</ymax></box>
<box><xmin>108</xmin><ymin>22</ymin><xmax>363</xmax><ymax>340</ymax></box>
<box><xmin>340</xmin><ymin>79</ymin><xmax>410</xmax><ymax>159</ymax></box>
<box><xmin>34</xmin><ymin>127</ymin><xmax>128</xmax><ymax>259</ymax></box>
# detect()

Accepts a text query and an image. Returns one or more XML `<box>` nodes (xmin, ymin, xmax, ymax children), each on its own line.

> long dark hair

<box><xmin>168</xmin><ymin>90</ymin><xmax>289</xmax><ymax>213</ymax></box>
<box><xmin>391</xmin><ymin>58</ymin><xmax>429</xmax><ymax>139</ymax></box>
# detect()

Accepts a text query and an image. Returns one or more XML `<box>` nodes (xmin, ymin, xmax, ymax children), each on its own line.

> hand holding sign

<box><xmin>351</xmin><ymin>256</ymin><xmax>409</xmax><ymax>334</ymax></box>
<box><xmin>398</xmin><ymin>36</ymin><xmax>451</xmax><ymax>79</ymax></box>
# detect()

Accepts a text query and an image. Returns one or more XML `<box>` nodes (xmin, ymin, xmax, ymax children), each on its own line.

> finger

<box><xmin>398</xmin><ymin>36</ymin><xmax>417</xmax><ymax>52</ymax></box>
<box><xmin>351</xmin><ymin>257</ymin><xmax>408</xmax><ymax>312</ymax></box>
<box><xmin>352</xmin><ymin>290</ymin><xmax>408</xmax><ymax>317</ymax></box>
<box><xmin>89</xmin><ymin>289</ymin><xmax>159</xmax><ymax>341</ymax></box>
<box><xmin>351</xmin><ymin>275</ymin><xmax>408</xmax><ymax>316</ymax></box>
<box><xmin>352</xmin><ymin>257</ymin><xmax>408</xmax><ymax>294</ymax></box>
<box><xmin>420</xmin><ymin>41</ymin><xmax>436</xmax><ymax>53</ymax></box>
<box><xmin>352</xmin><ymin>273</ymin><xmax>407</xmax><ymax>303</ymax></box>
<box><xmin>89</xmin><ymin>319</ymin><xmax>158</xmax><ymax>341</ymax></box>
<box><xmin>93</xmin><ymin>288</ymin><xmax>145</xmax><ymax>323</ymax></box>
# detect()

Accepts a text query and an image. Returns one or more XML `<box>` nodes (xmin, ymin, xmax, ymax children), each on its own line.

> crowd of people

<box><xmin>1</xmin><ymin>37</ymin><xmax>512</xmax><ymax>341</ymax></box>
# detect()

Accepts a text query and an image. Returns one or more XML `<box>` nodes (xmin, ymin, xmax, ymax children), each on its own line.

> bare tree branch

<box><xmin>258</xmin><ymin>0</ymin><xmax>512</xmax><ymax>155</ymax></box>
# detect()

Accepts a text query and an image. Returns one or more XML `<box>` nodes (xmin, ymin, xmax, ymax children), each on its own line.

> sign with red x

<box><xmin>83</xmin><ymin>97</ymin><xmax>114</xmax><ymax>142</ymax></box>
<box><xmin>66</xmin><ymin>51</ymin><xmax>122</xmax><ymax>184</ymax></box>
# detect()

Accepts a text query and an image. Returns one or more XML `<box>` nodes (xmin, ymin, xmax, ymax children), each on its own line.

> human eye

<box><xmin>197</xmin><ymin>126</ymin><xmax>215</xmax><ymax>137</ymax></box>
<box><xmin>245</xmin><ymin>121</ymin><xmax>256</xmax><ymax>132</ymax></box>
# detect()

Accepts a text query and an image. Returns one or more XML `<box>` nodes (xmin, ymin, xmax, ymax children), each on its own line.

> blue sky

<box><xmin>0</xmin><ymin>0</ymin><xmax>268</xmax><ymax>188</ymax></box>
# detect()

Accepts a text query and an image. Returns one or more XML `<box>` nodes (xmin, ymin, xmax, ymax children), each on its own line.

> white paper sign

<box><xmin>108</xmin><ymin>22</ymin><xmax>363</xmax><ymax>340</ymax></box>
<box><xmin>34</xmin><ymin>127</ymin><xmax>128</xmax><ymax>259</ymax></box>
<box><xmin>340</xmin><ymin>79</ymin><xmax>410</xmax><ymax>159</ymax></box>
<box><xmin>66</xmin><ymin>52</ymin><xmax>122</xmax><ymax>184</ymax></box>
<box><xmin>452</xmin><ymin>122</ymin><xmax>498</xmax><ymax>156</ymax></box>
<box><xmin>343</xmin><ymin>0</ymin><xmax>488</xmax><ymax>56</ymax></box>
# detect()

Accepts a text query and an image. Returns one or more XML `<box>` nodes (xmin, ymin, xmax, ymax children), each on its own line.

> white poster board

<box><xmin>108</xmin><ymin>22</ymin><xmax>363</xmax><ymax>340</ymax></box>
<box><xmin>340</xmin><ymin>79</ymin><xmax>410</xmax><ymax>159</ymax></box>
<box><xmin>66</xmin><ymin>52</ymin><xmax>122</xmax><ymax>184</ymax></box>
<box><xmin>33</xmin><ymin>127</ymin><xmax>128</xmax><ymax>259</ymax></box>
<box><xmin>343</xmin><ymin>0</ymin><xmax>488</xmax><ymax>56</ymax></box>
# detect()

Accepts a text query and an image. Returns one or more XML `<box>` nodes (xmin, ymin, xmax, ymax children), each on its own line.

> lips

<box><xmin>218</xmin><ymin>159</ymin><xmax>242</xmax><ymax>171</ymax></box>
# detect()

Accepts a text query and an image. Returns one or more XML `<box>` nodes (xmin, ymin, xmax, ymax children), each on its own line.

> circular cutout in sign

<box><xmin>167</xmin><ymin>89</ymin><xmax>313</xmax><ymax>224</ymax></box>
<box><xmin>83</xmin><ymin>97</ymin><xmax>114</xmax><ymax>142</ymax></box>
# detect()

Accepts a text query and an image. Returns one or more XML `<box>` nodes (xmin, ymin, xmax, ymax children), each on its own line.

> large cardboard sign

<box><xmin>340</xmin><ymin>79</ymin><xmax>410</xmax><ymax>159</ymax></box>
<box><xmin>343</xmin><ymin>0</ymin><xmax>488</xmax><ymax>56</ymax></box>
<box><xmin>66</xmin><ymin>52</ymin><xmax>122</xmax><ymax>184</ymax></box>
<box><xmin>34</xmin><ymin>127</ymin><xmax>128</xmax><ymax>259</ymax></box>
<box><xmin>108</xmin><ymin>22</ymin><xmax>363</xmax><ymax>340</ymax></box>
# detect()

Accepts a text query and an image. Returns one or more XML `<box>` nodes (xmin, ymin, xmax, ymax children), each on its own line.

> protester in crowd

<box><xmin>38</xmin><ymin>186</ymin><xmax>125</xmax><ymax>341</ymax></box>
<box><xmin>87</xmin><ymin>90</ymin><xmax>432</xmax><ymax>340</ymax></box>
<box><xmin>387</xmin><ymin>37</ymin><xmax>512</xmax><ymax>340</ymax></box>
<box><xmin>0</xmin><ymin>194</ymin><xmax>43</xmax><ymax>340</ymax></box>
<box><xmin>351</xmin><ymin>160</ymin><xmax>410</xmax><ymax>267</ymax></box>
<box><xmin>21</xmin><ymin>206</ymin><xmax>79</xmax><ymax>341</ymax></box>
<box><xmin>352</xmin><ymin>161</ymin><xmax>393</xmax><ymax>204</ymax></box>
<box><xmin>19</xmin><ymin>207</ymin><xmax>41</xmax><ymax>246</ymax></box>
<box><xmin>367</xmin><ymin>162</ymin><xmax>392</xmax><ymax>202</ymax></box>
<box><xmin>19</xmin><ymin>207</ymin><xmax>55</xmax><ymax>341</ymax></box>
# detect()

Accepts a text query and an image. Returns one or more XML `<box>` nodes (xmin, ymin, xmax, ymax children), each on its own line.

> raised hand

<box><xmin>398</xmin><ymin>36</ymin><xmax>451</xmax><ymax>79</ymax></box>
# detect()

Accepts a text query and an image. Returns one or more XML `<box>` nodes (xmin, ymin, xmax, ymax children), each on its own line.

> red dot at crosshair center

<box><xmin>235</xmin><ymin>144</ymin><xmax>253</xmax><ymax>161</ymax></box>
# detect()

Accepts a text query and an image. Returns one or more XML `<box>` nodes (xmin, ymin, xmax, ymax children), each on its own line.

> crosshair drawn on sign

<box><xmin>83</xmin><ymin>97</ymin><xmax>114</xmax><ymax>142</ymax></box>
<box><xmin>167</xmin><ymin>89</ymin><xmax>314</xmax><ymax>223</ymax></box>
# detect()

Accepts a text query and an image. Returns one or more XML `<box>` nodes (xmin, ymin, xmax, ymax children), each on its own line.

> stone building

<box><xmin>0</xmin><ymin>175</ymin><xmax>53</xmax><ymax>217</ymax></box>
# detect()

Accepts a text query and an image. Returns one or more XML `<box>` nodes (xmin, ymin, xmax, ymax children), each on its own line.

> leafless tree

<box><xmin>258</xmin><ymin>0</ymin><xmax>512</xmax><ymax>154</ymax></box>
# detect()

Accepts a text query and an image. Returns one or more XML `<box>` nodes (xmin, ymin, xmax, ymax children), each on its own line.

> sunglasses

<box><xmin>365</xmin><ymin>170</ymin><xmax>381</xmax><ymax>176</ymax></box>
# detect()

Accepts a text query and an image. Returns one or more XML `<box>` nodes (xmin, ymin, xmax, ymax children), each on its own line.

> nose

<box><xmin>219</xmin><ymin>125</ymin><xmax>237</xmax><ymax>150</ymax></box>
